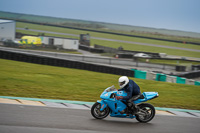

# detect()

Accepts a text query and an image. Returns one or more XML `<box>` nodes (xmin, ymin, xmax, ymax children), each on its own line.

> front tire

<box><xmin>135</xmin><ymin>103</ymin><xmax>155</xmax><ymax>123</ymax></box>
<box><xmin>91</xmin><ymin>102</ymin><xmax>110</xmax><ymax>119</ymax></box>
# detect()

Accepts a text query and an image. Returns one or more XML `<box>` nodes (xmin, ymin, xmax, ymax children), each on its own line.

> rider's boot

<box><xmin>119</xmin><ymin>108</ymin><xmax>128</xmax><ymax>114</ymax></box>
<box><xmin>119</xmin><ymin>102</ymin><xmax>139</xmax><ymax>115</ymax></box>
<box><xmin>128</xmin><ymin>102</ymin><xmax>139</xmax><ymax>115</ymax></box>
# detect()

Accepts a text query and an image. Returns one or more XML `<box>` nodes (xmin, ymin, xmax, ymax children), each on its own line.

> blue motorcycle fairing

<box><xmin>97</xmin><ymin>100</ymin><xmax>107</xmax><ymax>111</ymax></box>
<box><xmin>134</xmin><ymin>92</ymin><xmax>159</xmax><ymax>104</ymax></box>
<box><xmin>110</xmin><ymin>112</ymin><xmax>136</xmax><ymax>119</ymax></box>
<box><xmin>100</xmin><ymin>88</ymin><xmax>127</xmax><ymax>100</ymax></box>
<box><xmin>100</xmin><ymin>91</ymin><xmax>114</xmax><ymax>100</ymax></box>
<box><xmin>99</xmin><ymin>88</ymin><xmax>128</xmax><ymax>112</ymax></box>
<box><xmin>97</xmin><ymin>86</ymin><xmax>158</xmax><ymax>119</ymax></box>
<box><xmin>97</xmin><ymin>99</ymin><xmax>134</xmax><ymax>118</ymax></box>
<box><xmin>97</xmin><ymin>99</ymin><xmax>127</xmax><ymax>112</ymax></box>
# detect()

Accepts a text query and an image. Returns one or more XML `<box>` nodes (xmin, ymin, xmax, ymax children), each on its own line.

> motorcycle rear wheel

<box><xmin>135</xmin><ymin>103</ymin><xmax>155</xmax><ymax>123</ymax></box>
<box><xmin>91</xmin><ymin>102</ymin><xmax>110</xmax><ymax>119</ymax></box>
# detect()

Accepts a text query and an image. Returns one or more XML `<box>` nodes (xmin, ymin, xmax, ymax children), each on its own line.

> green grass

<box><xmin>16</xmin><ymin>29</ymin><xmax>200</xmax><ymax>58</ymax></box>
<box><xmin>92</xmin><ymin>39</ymin><xmax>200</xmax><ymax>58</ymax></box>
<box><xmin>16</xmin><ymin>29</ymin><xmax>79</xmax><ymax>40</ymax></box>
<box><xmin>17</xmin><ymin>22</ymin><xmax>200</xmax><ymax>50</ymax></box>
<box><xmin>0</xmin><ymin>59</ymin><xmax>200</xmax><ymax>110</ymax></box>
<box><xmin>16</xmin><ymin>22</ymin><xmax>200</xmax><ymax>58</ymax></box>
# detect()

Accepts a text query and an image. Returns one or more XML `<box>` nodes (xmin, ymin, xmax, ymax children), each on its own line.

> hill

<box><xmin>0</xmin><ymin>11</ymin><xmax>200</xmax><ymax>38</ymax></box>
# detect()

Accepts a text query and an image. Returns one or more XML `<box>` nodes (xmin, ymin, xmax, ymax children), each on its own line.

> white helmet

<box><xmin>118</xmin><ymin>76</ymin><xmax>129</xmax><ymax>89</ymax></box>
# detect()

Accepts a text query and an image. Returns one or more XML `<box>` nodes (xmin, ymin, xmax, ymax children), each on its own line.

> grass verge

<box><xmin>16</xmin><ymin>29</ymin><xmax>200</xmax><ymax>58</ymax></box>
<box><xmin>16</xmin><ymin>22</ymin><xmax>200</xmax><ymax>50</ymax></box>
<box><xmin>0</xmin><ymin>59</ymin><xmax>199</xmax><ymax>110</ymax></box>
<box><xmin>92</xmin><ymin>39</ymin><xmax>200</xmax><ymax>58</ymax></box>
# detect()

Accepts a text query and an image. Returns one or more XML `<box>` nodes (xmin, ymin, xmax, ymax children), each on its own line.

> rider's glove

<box><xmin>116</xmin><ymin>96</ymin><xmax>123</xmax><ymax>100</ymax></box>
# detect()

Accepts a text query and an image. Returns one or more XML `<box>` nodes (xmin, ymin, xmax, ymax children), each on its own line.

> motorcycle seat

<box><xmin>138</xmin><ymin>94</ymin><xmax>145</xmax><ymax>99</ymax></box>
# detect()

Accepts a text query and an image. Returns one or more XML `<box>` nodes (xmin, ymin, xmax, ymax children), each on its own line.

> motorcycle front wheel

<box><xmin>135</xmin><ymin>103</ymin><xmax>155</xmax><ymax>123</ymax></box>
<box><xmin>91</xmin><ymin>102</ymin><xmax>110</xmax><ymax>119</ymax></box>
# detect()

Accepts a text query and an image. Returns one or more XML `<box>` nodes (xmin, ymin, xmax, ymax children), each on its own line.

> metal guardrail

<box><xmin>2</xmin><ymin>47</ymin><xmax>200</xmax><ymax>79</ymax></box>
<box><xmin>0</xmin><ymin>50</ymin><xmax>134</xmax><ymax>77</ymax></box>
<box><xmin>0</xmin><ymin>47</ymin><xmax>176</xmax><ymax>71</ymax></box>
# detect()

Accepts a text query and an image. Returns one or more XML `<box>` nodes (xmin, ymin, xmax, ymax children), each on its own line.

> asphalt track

<box><xmin>0</xmin><ymin>103</ymin><xmax>200</xmax><ymax>133</ymax></box>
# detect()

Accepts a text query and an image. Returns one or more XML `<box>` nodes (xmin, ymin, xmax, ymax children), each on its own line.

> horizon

<box><xmin>1</xmin><ymin>10</ymin><xmax>200</xmax><ymax>35</ymax></box>
<box><xmin>0</xmin><ymin>0</ymin><xmax>199</xmax><ymax>34</ymax></box>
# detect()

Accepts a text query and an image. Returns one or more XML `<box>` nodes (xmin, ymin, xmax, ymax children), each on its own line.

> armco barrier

<box><xmin>175</xmin><ymin>71</ymin><xmax>200</xmax><ymax>79</ymax></box>
<box><xmin>132</xmin><ymin>69</ymin><xmax>147</xmax><ymax>79</ymax></box>
<box><xmin>156</xmin><ymin>73</ymin><xmax>167</xmax><ymax>82</ymax></box>
<box><xmin>94</xmin><ymin>44</ymin><xmax>161</xmax><ymax>58</ymax></box>
<box><xmin>0</xmin><ymin>47</ymin><xmax>177</xmax><ymax>71</ymax></box>
<box><xmin>117</xmin><ymin>53</ymin><xmax>133</xmax><ymax>58</ymax></box>
<box><xmin>186</xmin><ymin>79</ymin><xmax>195</xmax><ymax>85</ymax></box>
<box><xmin>175</xmin><ymin>65</ymin><xmax>186</xmax><ymax>72</ymax></box>
<box><xmin>79</xmin><ymin>45</ymin><xmax>104</xmax><ymax>53</ymax></box>
<box><xmin>0</xmin><ymin>50</ymin><xmax>134</xmax><ymax>77</ymax></box>
<box><xmin>195</xmin><ymin>81</ymin><xmax>200</xmax><ymax>86</ymax></box>
<box><xmin>176</xmin><ymin>77</ymin><xmax>186</xmax><ymax>84</ymax></box>
<box><xmin>192</xmin><ymin>65</ymin><xmax>200</xmax><ymax>71</ymax></box>
<box><xmin>94</xmin><ymin>44</ymin><xmax>118</xmax><ymax>53</ymax></box>
<box><xmin>146</xmin><ymin>72</ymin><xmax>157</xmax><ymax>80</ymax></box>
<box><xmin>166</xmin><ymin>75</ymin><xmax>177</xmax><ymax>83</ymax></box>
<box><xmin>131</xmin><ymin>69</ymin><xmax>199</xmax><ymax>86</ymax></box>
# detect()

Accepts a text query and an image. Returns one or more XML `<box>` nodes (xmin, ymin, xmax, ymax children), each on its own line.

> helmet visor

<box><xmin>119</xmin><ymin>81</ymin><xmax>126</xmax><ymax>86</ymax></box>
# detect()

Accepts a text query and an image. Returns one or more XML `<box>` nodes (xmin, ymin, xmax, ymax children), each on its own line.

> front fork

<box><xmin>97</xmin><ymin>100</ymin><xmax>107</xmax><ymax>111</ymax></box>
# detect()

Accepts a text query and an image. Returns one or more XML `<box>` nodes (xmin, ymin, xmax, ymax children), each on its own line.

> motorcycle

<box><xmin>91</xmin><ymin>85</ymin><xmax>159</xmax><ymax>123</ymax></box>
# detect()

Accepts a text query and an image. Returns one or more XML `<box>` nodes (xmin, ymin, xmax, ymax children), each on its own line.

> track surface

<box><xmin>0</xmin><ymin>104</ymin><xmax>199</xmax><ymax>133</ymax></box>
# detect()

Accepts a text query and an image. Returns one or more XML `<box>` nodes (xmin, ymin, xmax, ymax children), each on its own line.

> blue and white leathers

<box><xmin>97</xmin><ymin>86</ymin><xmax>158</xmax><ymax>119</ymax></box>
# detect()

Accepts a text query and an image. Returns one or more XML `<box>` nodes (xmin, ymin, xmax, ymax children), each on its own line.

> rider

<box><xmin>116</xmin><ymin>76</ymin><xmax>141</xmax><ymax>114</ymax></box>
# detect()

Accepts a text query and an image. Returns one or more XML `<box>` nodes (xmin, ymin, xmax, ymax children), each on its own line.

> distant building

<box><xmin>0</xmin><ymin>19</ymin><xmax>15</xmax><ymax>40</ymax></box>
<box><xmin>40</xmin><ymin>36</ymin><xmax>79</xmax><ymax>50</ymax></box>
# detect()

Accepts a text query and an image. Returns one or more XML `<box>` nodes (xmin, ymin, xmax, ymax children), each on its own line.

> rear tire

<box><xmin>135</xmin><ymin>103</ymin><xmax>155</xmax><ymax>123</ymax></box>
<box><xmin>91</xmin><ymin>102</ymin><xmax>110</xmax><ymax>119</ymax></box>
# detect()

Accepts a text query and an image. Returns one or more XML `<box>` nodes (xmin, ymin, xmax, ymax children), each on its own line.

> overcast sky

<box><xmin>0</xmin><ymin>0</ymin><xmax>200</xmax><ymax>33</ymax></box>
